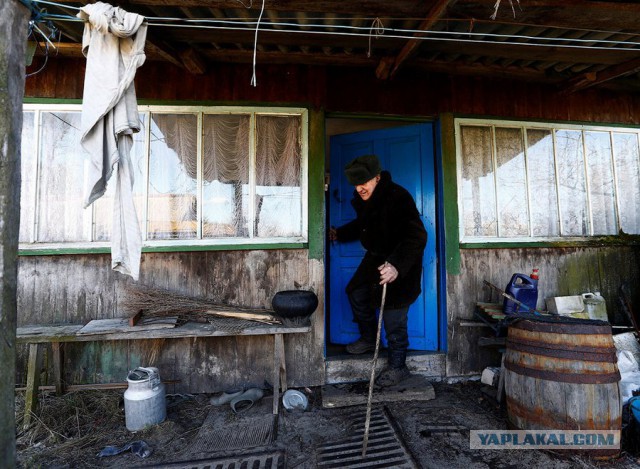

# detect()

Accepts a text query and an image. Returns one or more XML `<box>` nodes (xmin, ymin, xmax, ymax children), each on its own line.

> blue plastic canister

<box><xmin>503</xmin><ymin>273</ymin><xmax>538</xmax><ymax>314</ymax></box>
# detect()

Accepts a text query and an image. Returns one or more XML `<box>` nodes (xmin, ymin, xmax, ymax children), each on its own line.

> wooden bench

<box><xmin>17</xmin><ymin>319</ymin><xmax>310</xmax><ymax>426</ymax></box>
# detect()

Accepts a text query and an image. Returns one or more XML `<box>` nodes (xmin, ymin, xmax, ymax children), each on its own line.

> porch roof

<box><xmin>27</xmin><ymin>0</ymin><xmax>640</xmax><ymax>92</ymax></box>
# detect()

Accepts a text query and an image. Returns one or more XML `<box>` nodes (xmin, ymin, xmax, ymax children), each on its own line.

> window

<box><xmin>20</xmin><ymin>104</ymin><xmax>308</xmax><ymax>249</ymax></box>
<box><xmin>456</xmin><ymin>119</ymin><xmax>640</xmax><ymax>242</ymax></box>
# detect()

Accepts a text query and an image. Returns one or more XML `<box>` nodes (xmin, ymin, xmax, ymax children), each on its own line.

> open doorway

<box><xmin>325</xmin><ymin>117</ymin><xmax>439</xmax><ymax>357</ymax></box>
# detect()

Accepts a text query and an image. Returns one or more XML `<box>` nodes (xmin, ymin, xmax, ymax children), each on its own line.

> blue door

<box><xmin>329</xmin><ymin>123</ymin><xmax>437</xmax><ymax>351</ymax></box>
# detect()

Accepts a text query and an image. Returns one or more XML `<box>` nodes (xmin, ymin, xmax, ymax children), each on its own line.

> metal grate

<box><xmin>187</xmin><ymin>412</ymin><xmax>277</xmax><ymax>454</ymax></box>
<box><xmin>316</xmin><ymin>407</ymin><xmax>416</xmax><ymax>469</ymax></box>
<box><xmin>141</xmin><ymin>450</ymin><xmax>285</xmax><ymax>469</ymax></box>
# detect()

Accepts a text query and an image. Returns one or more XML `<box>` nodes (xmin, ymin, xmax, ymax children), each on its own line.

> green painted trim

<box><xmin>462</xmin><ymin>236</ymin><xmax>640</xmax><ymax>249</ymax></box>
<box><xmin>452</xmin><ymin>113</ymin><xmax>640</xmax><ymax>130</ymax></box>
<box><xmin>19</xmin><ymin>243</ymin><xmax>308</xmax><ymax>256</ymax></box>
<box><xmin>325</xmin><ymin>111</ymin><xmax>435</xmax><ymax>122</ymax></box>
<box><xmin>142</xmin><ymin>243</ymin><xmax>307</xmax><ymax>253</ymax></box>
<box><xmin>440</xmin><ymin>113</ymin><xmax>461</xmax><ymax>275</ymax></box>
<box><xmin>308</xmin><ymin>109</ymin><xmax>326</xmax><ymax>260</ymax></box>
<box><xmin>19</xmin><ymin>247</ymin><xmax>112</xmax><ymax>256</ymax></box>
<box><xmin>23</xmin><ymin>98</ymin><xmax>82</xmax><ymax>104</ymax></box>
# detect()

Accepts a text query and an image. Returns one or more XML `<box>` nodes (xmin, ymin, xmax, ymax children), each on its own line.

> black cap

<box><xmin>344</xmin><ymin>155</ymin><xmax>381</xmax><ymax>185</ymax></box>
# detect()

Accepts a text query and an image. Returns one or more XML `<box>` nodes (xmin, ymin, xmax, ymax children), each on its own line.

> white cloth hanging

<box><xmin>78</xmin><ymin>2</ymin><xmax>147</xmax><ymax>280</ymax></box>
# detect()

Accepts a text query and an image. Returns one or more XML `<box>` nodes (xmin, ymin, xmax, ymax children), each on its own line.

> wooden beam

<box><xmin>377</xmin><ymin>0</ymin><xmax>452</xmax><ymax>80</ymax></box>
<box><xmin>145</xmin><ymin>37</ymin><xmax>186</xmax><ymax>69</ymax></box>
<box><xmin>160</xmin><ymin>26</ymin><xmax>403</xmax><ymax>51</ymax></box>
<box><xmin>51</xmin><ymin>342</ymin><xmax>64</xmax><ymax>395</ymax></box>
<box><xmin>159</xmin><ymin>25</ymin><xmax>640</xmax><ymax>66</ymax></box>
<box><xmin>34</xmin><ymin>40</ymin><xmax>566</xmax><ymax>85</ymax></box>
<box><xmin>179</xmin><ymin>47</ymin><xmax>207</xmax><ymax>74</ymax></box>
<box><xmin>415</xmin><ymin>40</ymin><xmax>640</xmax><ymax>67</ymax></box>
<box><xmin>450</xmin><ymin>0</ymin><xmax>640</xmax><ymax>31</ymax></box>
<box><xmin>565</xmin><ymin>57</ymin><xmax>640</xmax><ymax>93</ymax></box>
<box><xmin>121</xmin><ymin>0</ymin><xmax>431</xmax><ymax>17</ymax></box>
<box><xmin>23</xmin><ymin>344</ymin><xmax>43</xmax><ymax>430</ymax></box>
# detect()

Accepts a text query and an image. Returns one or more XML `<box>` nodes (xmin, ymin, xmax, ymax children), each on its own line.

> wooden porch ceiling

<box><xmin>29</xmin><ymin>0</ymin><xmax>640</xmax><ymax>92</ymax></box>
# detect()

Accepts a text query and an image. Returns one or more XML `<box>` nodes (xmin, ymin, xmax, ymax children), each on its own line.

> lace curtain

<box><xmin>151</xmin><ymin>112</ymin><xmax>302</xmax><ymax>239</ymax></box>
<box><xmin>154</xmin><ymin>113</ymin><xmax>301</xmax><ymax>187</ymax></box>
<box><xmin>255</xmin><ymin>115</ymin><xmax>301</xmax><ymax>187</ymax></box>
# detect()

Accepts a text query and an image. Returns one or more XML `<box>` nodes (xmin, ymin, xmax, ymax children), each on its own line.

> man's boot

<box><xmin>375</xmin><ymin>349</ymin><xmax>411</xmax><ymax>387</ymax></box>
<box><xmin>345</xmin><ymin>321</ymin><xmax>376</xmax><ymax>354</ymax></box>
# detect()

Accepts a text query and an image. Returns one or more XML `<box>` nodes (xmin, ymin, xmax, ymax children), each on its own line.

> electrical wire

<box><xmin>29</xmin><ymin>0</ymin><xmax>640</xmax><ymax>39</ymax></box>
<box><xmin>250</xmin><ymin>0</ymin><xmax>265</xmax><ymax>87</ymax></box>
<box><xmin>39</xmin><ymin>14</ymin><xmax>640</xmax><ymax>51</ymax></box>
<box><xmin>26</xmin><ymin>0</ymin><xmax>640</xmax><ymax>54</ymax></box>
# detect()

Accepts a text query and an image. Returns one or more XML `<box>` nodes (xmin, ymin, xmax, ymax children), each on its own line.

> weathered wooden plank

<box><xmin>17</xmin><ymin>321</ymin><xmax>310</xmax><ymax>342</ymax></box>
<box><xmin>51</xmin><ymin>342</ymin><xmax>63</xmax><ymax>395</ymax></box>
<box><xmin>23</xmin><ymin>344</ymin><xmax>42</xmax><ymax>429</ymax></box>
<box><xmin>272</xmin><ymin>333</ymin><xmax>285</xmax><ymax>415</ymax></box>
<box><xmin>77</xmin><ymin>317</ymin><xmax>178</xmax><ymax>335</ymax></box>
<box><xmin>23</xmin><ymin>56</ymin><xmax>640</xmax><ymax>124</ymax></box>
<box><xmin>322</xmin><ymin>374</ymin><xmax>436</xmax><ymax>408</ymax></box>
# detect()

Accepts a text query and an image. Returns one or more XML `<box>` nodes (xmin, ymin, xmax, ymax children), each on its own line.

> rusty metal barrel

<box><xmin>504</xmin><ymin>317</ymin><xmax>621</xmax><ymax>458</ymax></box>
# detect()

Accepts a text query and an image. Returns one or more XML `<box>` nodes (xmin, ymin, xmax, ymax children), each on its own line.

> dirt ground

<box><xmin>15</xmin><ymin>379</ymin><xmax>640</xmax><ymax>468</ymax></box>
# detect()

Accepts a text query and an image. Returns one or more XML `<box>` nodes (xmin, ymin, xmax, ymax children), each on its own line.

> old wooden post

<box><xmin>0</xmin><ymin>0</ymin><xmax>28</xmax><ymax>465</ymax></box>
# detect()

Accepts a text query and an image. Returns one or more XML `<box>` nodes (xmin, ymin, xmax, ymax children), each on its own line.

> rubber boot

<box><xmin>345</xmin><ymin>321</ymin><xmax>377</xmax><ymax>354</ymax></box>
<box><xmin>345</xmin><ymin>322</ymin><xmax>378</xmax><ymax>355</ymax></box>
<box><xmin>375</xmin><ymin>349</ymin><xmax>410</xmax><ymax>387</ymax></box>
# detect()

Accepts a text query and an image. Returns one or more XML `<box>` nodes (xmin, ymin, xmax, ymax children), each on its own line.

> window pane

<box><xmin>37</xmin><ymin>112</ymin><xmax>90</xmax><ymax>242</ymax></box>
<box><xmin>585</xmin><ymin>131</ymin><xmax>617</xmax><ymax>235</ymax></box>
<box><xmin>202</xmin><ymin>114</ymin><xmax>250</xmax><ymax>238</ymax></box>
<box><xmin>460</xmin><ymin>125</ymin><xmax>497</xmax><ymax>237</ymax></box>
<box><xmin>556</xmin><ymin>130</ymin><xmax>588</xmax><ymax>236</ymax></box>
<box><xmin>93</xmin><ymin>114</ymin><xmax>147</xmax><ymax>241</ymax></box>
<box><xmin>148</xmin><ymin>114</ymin><xmax>197</xmax><ymax>240</ymax></box>
<box><xmin>255</xmin><ymin>115</ymin><xmax>302</xmax><ymax>237</ymax></box>
<box><xmin>527</xmin><ymin>129</ymin><xmax>559</xmax><ymax>236</ymax></box>
<box><xmin>613</xmin><ymin>132</ymin><xmax>640</xmax><ymax>234</ymax></box>
<box><xmin>495</xmin><ymin>127</ymin><xmax>528</xmax><ymax>236</ymax></box>
<box><xmin>19</xmin><ymin>112</ymin><xmax>36</xmax><ymax>243</ymax></box>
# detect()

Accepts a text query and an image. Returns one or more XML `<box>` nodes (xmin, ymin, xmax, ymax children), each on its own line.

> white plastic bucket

<box><xmin>124</xmin><ymin>367</ymin><xmax>166</xmax><ymax>431</ymax></box>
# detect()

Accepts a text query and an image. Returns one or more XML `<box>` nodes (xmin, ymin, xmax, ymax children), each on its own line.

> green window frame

<box><xmin>456</xmin><ymin>118</ymin><xmax>640</xmax><ymax>243</ymax></box>
<box><xmin>19</xmin><ymin>104</ymin><xmax>309</xmax><ymax>253</ymax></box>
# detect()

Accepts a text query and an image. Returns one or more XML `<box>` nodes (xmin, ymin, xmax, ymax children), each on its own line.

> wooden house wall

<box><xmin>17</xmin><ymin>250</ymin><xmax>324</xmax><ymax>392</ymax></box>
<box><xmin>21</xmin><ymin>59</ymin><xmax>640</xmax><ymax>385</ymax></box>
<box><xmin>446</xmin><ymin>247</ymin><xmax>640</xmax><ymax>376</ymax></box>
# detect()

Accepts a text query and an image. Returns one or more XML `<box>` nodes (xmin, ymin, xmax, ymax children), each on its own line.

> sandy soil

<box><xmin>15</xmin><ymin>380</ymin><xmax>640</xmax><ymax>468</ymax></box>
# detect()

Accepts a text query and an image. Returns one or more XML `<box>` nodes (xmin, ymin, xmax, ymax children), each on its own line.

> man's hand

<box><xmin>329</xmin><ymin>227</ymin><xmax>338</xmax><ymax>241</ymax></box>
<box><xmin>378</xmin><ymin>262</ymin><xmax>398</xmax><ymax>285</ymax></box>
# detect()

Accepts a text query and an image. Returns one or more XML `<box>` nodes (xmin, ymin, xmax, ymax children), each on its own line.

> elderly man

<box><xmin>330</xmin><ymin>154</ymin><xmax>427</xmax><ymax>387</ymax></box>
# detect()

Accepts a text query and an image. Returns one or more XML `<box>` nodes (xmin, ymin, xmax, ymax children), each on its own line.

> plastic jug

<box><xmin>582</xmin><ymin>292</ymin><xmax>608</xmax><ymax>321</ymax></box>
<box><xmin>503</xmin><ymin>273</ymin><xmax>538</xmax><ymax>314</ymax></box>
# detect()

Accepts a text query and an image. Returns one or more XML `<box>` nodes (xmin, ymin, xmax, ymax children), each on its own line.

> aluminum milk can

<box><xmin>124</xmin><ymin>367</ymin><xmax>166</xmax><ymax>431</ymax></box>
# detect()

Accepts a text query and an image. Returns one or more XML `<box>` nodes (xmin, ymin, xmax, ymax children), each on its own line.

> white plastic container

<box><xmin>545</xmin><ymin>295</ymin><xmax>586</xmax><ymax>318</ymax></box>
<box><xmin>124</xmin><ymin>367</ymin><xmax>166</xmax><ymax>431</ymax></box>
<box><xmin>582</xmin><ymin>292</ymin><xmax>608</xmax><ymax>321</ymax></box>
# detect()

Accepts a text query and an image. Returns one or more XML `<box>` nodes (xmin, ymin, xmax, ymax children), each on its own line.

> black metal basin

<box><xmin>271</xmin><ymin>290</ymin><xmax>318</xmax><ymax>318</ymax></box>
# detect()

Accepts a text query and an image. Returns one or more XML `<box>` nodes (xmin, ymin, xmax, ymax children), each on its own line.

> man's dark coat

<box><xmin>335</xmin><ymin>171</ymin><xmax>427</xmax><ymax>309</ymax></box>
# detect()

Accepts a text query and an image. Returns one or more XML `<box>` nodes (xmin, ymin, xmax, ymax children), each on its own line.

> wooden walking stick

<box><xmin>362</xmin><ymin>282</ymin><xmax>387</xmax><ymax>457</ymax></box>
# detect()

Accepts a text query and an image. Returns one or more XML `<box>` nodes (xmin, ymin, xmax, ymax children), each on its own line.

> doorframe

<box><xmin>323</xmin><ymin>113</ymin><xmax>448</xmax><ymax>354</ymax></box>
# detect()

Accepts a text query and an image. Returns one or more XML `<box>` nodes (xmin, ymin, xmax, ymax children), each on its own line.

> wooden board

<box><xmin>76</xmin><ymin>317</ymin><xmax>179</xmax><ymax>335</ymax></box>
<box><xmin>321</xmin><ymin>375</ymin><xmax>435</xmax><ymax>408</ymax></box>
